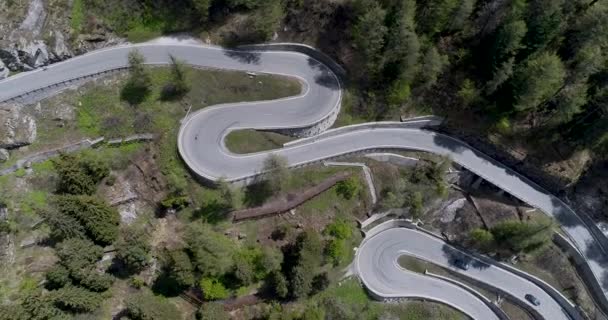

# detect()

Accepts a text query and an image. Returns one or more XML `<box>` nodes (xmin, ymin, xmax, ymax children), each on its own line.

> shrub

<box><xmin>200</xmin><ymin>278</ymin><xmax>230</xmax><ymax>300</ymax></box>
<box><xmin>469</xmin><ymin>228</ymin><xmax>495</xmax><ymax>252</ymax></box>
<box><xmin>198</xmin><ymin>302</ymin><xmax>229</xmax><ymax>320</ymax></box>
<box><xmin>491</xmin><ymin>218</ymin><xmax>554</xmax><ymax>254</ymax></box>
<box><xmin>324</xmin><ymin>219</ymin><xmax>352</xmax><ymax>240</ymax></box>
<box><xmin>408</xmin><ymin>191</ymin><xmax>424</xmax><ymax>218</ymax></box>
<box><xmin>325</xmin><ymin>238</ymin><xmax>346</xmax><ymax>266</ymax></box>
<box><xmin>262</xmin><ymin>154</ymin><xmax>290</xmax><ymax>193</ymax></box>
<box><xmin>267</xmin><ymin>270</ymin><xmax>288</xmax><ymax>299</ymax></box>
<box><xmin>125</xmin><ymin>289</ymin><xmax>180</xmax><ymax>320</ymax></box>
<box><xmin>160</xmin><ymin>195</ymin><xmax>190</xmax><ymax>211</ymax></box>
<box><xmin>160</xmin><ymin>55</ymin><xmax>190</xmax><ymax>101</ymax></box>
<box><xmin>130</xmin><ymin>276</ymin><xmax>145</xmax><ymax>289</ymax></box>
<box><xmin>335</xmin><ymin>177</ymin><xmax>359</xmax><ymax>200</ymax></box>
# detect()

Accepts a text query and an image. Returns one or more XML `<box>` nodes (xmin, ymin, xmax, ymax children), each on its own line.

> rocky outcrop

<box><xmin>0</xmin><ymin>149</ymin><xmax>8</xmax><ymax>163</ymax></box>
<box><xmin>0</xmin><ymin>103</ymin><xmax>37</xmax><ymax>149</ymax></box>
<box><xmin>0</xmin><ymin>59</ymin><xmax>8</xmax><ymax>79</ymax></box>
<box><xmin>0</xmin><ymin>0</ymin><xmax>122</xmax><ymax>76</ymax></box>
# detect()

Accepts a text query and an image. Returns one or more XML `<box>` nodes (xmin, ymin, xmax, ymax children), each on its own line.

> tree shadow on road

<box><xmin>223</xmin><ymin>49</ymin><xmax>261</xmax><ymax>65</ymax></box>
<box><xmin>307</xmin><ymin>58</ymin><xmax>340</xmax><ymax>90</ymax></box>
<box><xmin>442</xmin><ymin>244</ymin><xmax>491</xmax><ymax>271</ymax></box>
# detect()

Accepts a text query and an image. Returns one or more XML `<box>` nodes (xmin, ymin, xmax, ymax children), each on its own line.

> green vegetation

<box><xmin>336</xmin><ymin>177</ymin><xmax>359</xmax><ymax>200</ymax></box>
<box><xmin>379</xmin><ymin>157</ymin><xmax>451</xmax><ymax>217</ymax></box>
<box><xmin>225</xmin><ymin>129</ymin><xmax>293</xmax><ymax>154</ymax></box>
<box><xmin>55</xmin><ymin>237</ymin><xmax>114</xmax><ymax>291</ymax></box>
<box><xmin>70</xmin><ymin>0</ymin><xmax>85</xmax><ymax>32</ymax></box>
<box><xmin>166</xmin><ymin>249</ymin><xmax>195</xmax><ymax>288</ymax></box>
<box><xmin>53</xmin><ymin>153</ymin><xmax>110</xmax><ymax>195</ymax></box>
<box><xmin>185</xmin><ymin>223</ymin><xmax>236</xmax><ymax>278</ymax></box>
<box><xmin>297</xmin><ymin>279</ymin><xmax>466</xmax><ymax>320</ymax></box>
<box><xmin>160</xmin><ymin>55</ymin><xmax>190</xmax><ymax>101</ymax></box>
<box><xmin>115</xmin><ymin>226</ymin><xmax>151</xmax><ymax>274</ymax></box>
<box><xmin>50</xmin><ymin>195</ymin><xmax>120</xmax><ymax>245</ymax></box>
<box><xmin>198</xmin><ymin>302</ymin><xmax>230</xmax><ymax>320</ymax></box>
<box><xmin>121</xmin><ymin>50</ymin><xmax>152</xmax><ymax>105</ymax></box>
<box><xmin>199</xmin><ymin>278</ymin><xmax>230</xmax><ymax>300</ymax></box>
<box><xmin>469</xmin><ymin>217</ymin><xmax>555</xmax><ymax>255</ymax></box>
<box><xmin>125</xmin><ymin>289</ymin><xmax>180</xmax><ymax>320</ymax></box>
<box><xmin>262</xmin><ymin>153</ymin><xmax>290</xmax><ymax>193</ymax></box>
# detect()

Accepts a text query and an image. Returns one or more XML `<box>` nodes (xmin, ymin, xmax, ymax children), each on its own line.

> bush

<box><xmin>267</xmin><ymin>270</ymin><xmax>288</xmax><ymax>299</ymax></box>
<box><xmin>160</xmin><ymin>55</ymin><xmax>190</xmax><ymax>101</ymax></box>
<box><xmin>324</xmin><ymin>219</ymin><xmax>352</xmax><ymax>240</ymax></box>
<box><xmin>160</xmin><ymin>195</ymin><xmax>190</xmax><ymax>211</ymax></box>
<box><xmin>198</xmin><ymin>302</ymin><xmax>229</xmax><ymax>320</ymax></box>
<box><xmin>262</xmin><ymin>154</ymin><xmax>290</xmax><ymax>193</ymax></box>
<box><xmin>469</xmin><ymin>228</ymin><xmax>495</xmax><ymax>252</ymax></box>
<box><xmin>325</xmin><ymin>238</ymin><xmax>346</xmax><ymax>266</ymax></box>
<box><xmin>387</xmin><ymin>78</ymin><xmax>411</xmax><ymax>105</ymax></box>
<box><xmin>125</xmin><ymin>289</ymin><xmax>180</xmax><ymax>320</ymax></box>
<box><xmin>130</xmin><ymin>276</ymin><xmax>145</xmax><ymax>289</ymax></box>
<box><xmin>199</xmin><ymin>278</ymin><xmax>230</xmax><ymax>301</ymax></box>
<box><xmin>408</xmin><ymin>191</ymin><xmax>424</xmax><ymax>219</ymax></box>
<box><xmin>491</xmin><ymin>218</ymin><xmax>554</xmax><ymax>254</ymax></box>
<box><xmin>335</xmin><ymin>178</ymin><xmax>359</xmax><ymax>200</ymax></box>
<box><xmin>311</xmin><ymin>272</ymin><xmax>330</xmax><ymax>294</ymax></box>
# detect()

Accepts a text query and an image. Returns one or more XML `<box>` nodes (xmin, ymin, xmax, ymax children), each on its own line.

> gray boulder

<box><xmin>0</xmin><ymin>149</ymin><xmax>8</xmax><ymax>163</ymax></box>
<box><xmin>52</xmin><ymin>31</ymin><xmax>72</xmax><ymax>60</ymax></box>
<box><xmin>0</xmin><ymin>103</ymin><xmax>37</xmax><ymax>149</ymax></box>
<box><xmin>0</xmin><ymin>59</ymin><xmax>8</xmax><ymax>79</ymax></box>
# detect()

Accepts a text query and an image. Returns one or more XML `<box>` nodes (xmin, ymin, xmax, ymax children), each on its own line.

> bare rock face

<box><xmin>0</xmin><ymin>0</ymin><xmax>125</xmax><ymax>77</ymax></box>
<box><xmin>0</xmin><ymin>59</ymin><xmax>8</xmax><ymax>79</ymax></box>
<box><xmin>0</xmin><ymin>0</ymin><xmax>71</xmax><ymax>72</ymax></box>
<box><xmin>0</xmin><ymin>103</ymin><xmax>37</xmax><ymax>149</ymax></box>
<box><xmin>0</xmin><ymin>149</ymin><xmax>8</xmax><ymax>163</ymax></box>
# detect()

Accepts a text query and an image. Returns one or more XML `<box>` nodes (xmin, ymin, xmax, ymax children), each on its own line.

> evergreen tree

<box><xmin>51</xmin><ymin>286</ymin><xmax>104</xmax><ymax>313</ymax></box>
<box><xmin>115</xmin><ymin>227</ymin><xmax>151</xmax><ymax>274</ymax></box>
<box><xmin>125</xmin><ymin>289</ymin><xmax>180</xmax><ymax>320</ymax></box>
<box><xmin>511</xmin><ymin>52</ymin><xmax>566</xmax><ymax>112</ymax></box>
<box><xmin>352</xmin><ymin>0</ymin><xmax>388</xmax><ymax>77</ymax></box>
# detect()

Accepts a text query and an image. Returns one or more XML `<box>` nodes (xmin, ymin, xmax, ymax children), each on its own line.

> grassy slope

<box><xmin>224</xmin><ymin>130</ymin><xmax>294</xmax><ymax>154</ymax></box>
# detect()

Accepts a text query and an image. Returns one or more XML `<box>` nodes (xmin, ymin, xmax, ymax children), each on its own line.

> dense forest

<box><xmin>81</xmin><ymin>0</ymin><xmax>608</xmax><ymax>162</ymax></box>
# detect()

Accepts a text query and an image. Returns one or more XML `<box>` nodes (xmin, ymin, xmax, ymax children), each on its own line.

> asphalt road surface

<box><xmin>0</xmin><ymin>37</ymin><xmax>605</xmax><ymax>318</ymax></box>
<box><xmin>357</xmin><ymin>227</ymin><xmax>570</xmax><ymax>320</ymax></box>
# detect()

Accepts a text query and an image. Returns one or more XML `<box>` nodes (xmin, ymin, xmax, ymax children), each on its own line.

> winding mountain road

<box><xmin>357</xmin><ymin>225</ymin><xmax>571</xmax><ymax>320</ymax></box>
<box><xmin>0</xmin><ymin>37</ymin><xmax>606</xmax><ymax>319</ymax></box>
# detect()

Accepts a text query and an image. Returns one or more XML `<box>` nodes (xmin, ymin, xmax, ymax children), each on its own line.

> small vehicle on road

<box><xmin>453</xmin><ymin>258</ymin><xmax>470</xmax><ymax>270</ymax></box>
<box><xmin>525</xmin><ymin>294</ymin><xmax>541</xmax><ymax>306</ymax></box>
